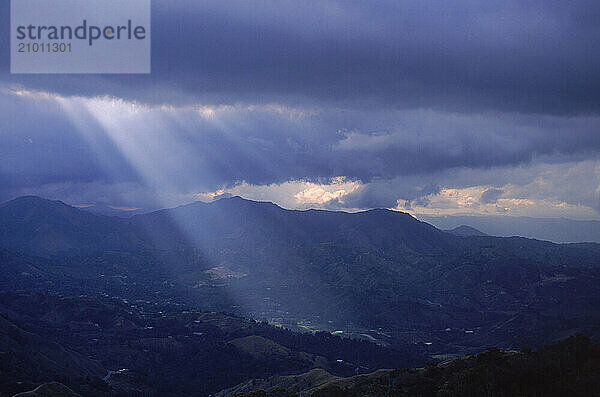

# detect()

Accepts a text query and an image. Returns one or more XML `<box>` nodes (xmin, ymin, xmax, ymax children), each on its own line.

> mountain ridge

<box><xmin>422</xmin><ymin>214</ymin><xmax>600</xmax><ymax>243</ymax></box>
<box><xmin>1</xmin><ymin>195</ymin><xmax>600</xmax><ymax>356</ymax></box>
<box><xmin>445</xmin><ymin>225</ymin><xmax>489</xmax><ymax>237</ymax></box>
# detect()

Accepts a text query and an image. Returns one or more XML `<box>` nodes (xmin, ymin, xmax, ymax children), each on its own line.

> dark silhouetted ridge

<box><xmin>446</xmin><ymin>225</ymin><xmax>489</xmax><ymax>237</ymax></box>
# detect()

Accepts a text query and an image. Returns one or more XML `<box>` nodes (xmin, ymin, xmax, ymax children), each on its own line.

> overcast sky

<box><xmin>1</xmin><ymin>1</ymin><xmax>599</xmax><ymax>218</ymax></box>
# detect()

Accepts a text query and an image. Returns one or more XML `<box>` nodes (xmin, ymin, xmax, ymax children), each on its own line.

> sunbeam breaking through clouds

<box><xmin>2</xmin><ymin>85</ymin><xmax>599</xmax><ymax>220</ymax></box>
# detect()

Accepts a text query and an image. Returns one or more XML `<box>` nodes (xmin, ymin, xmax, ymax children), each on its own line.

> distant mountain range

<box><xmin>1</xmin><ymin>195</ymin><xmax>600</xmax><ymax>357</ymax></box>
<box><xmin>75</xmin><ymin>203</ymin><xmax>144</xmax><ymax>218</ymax></box>
<box><xmin>421</xmin><ymin>214</ymin><xmax>600</xmax><ymax>243</ymax></box>
<box><xmin>444</xmin><ymin>225</ymin><xmax>488</xmax><ymax>237</ymax></box>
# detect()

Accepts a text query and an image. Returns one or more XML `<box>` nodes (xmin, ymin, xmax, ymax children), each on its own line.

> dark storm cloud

<box><xmin>340</xmin><ymin>179</ymin><xmax>442</xmax><ymax>210</ymax></box>
<box><xmin>2</xmin><ymin>2</ymin><xmax>600</xmax><ymax>215</ymax></box>
<box><xmin>2</xmin><ymin>1</ymin><xmax>600</xmax><ymax>114</ymax></box>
